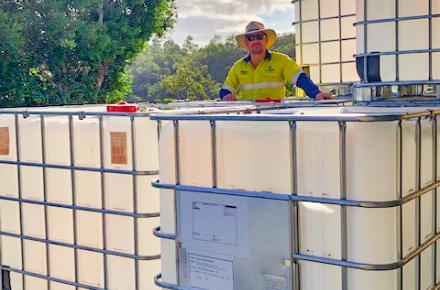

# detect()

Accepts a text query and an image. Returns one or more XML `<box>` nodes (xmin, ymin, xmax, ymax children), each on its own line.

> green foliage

<box><xmin>130</xmin><ymin>32</ymin><xmax>295</xmax><ymax>101</ymax></box>
<box><xmin>0</xmin><ymin>0</ymin><xmax>176</xmax><ymax>107</ymax></box>
<box><xmin>273</xmin><ymin>33</ymin><xmax>296</xmax><ymax>59</ymax></box>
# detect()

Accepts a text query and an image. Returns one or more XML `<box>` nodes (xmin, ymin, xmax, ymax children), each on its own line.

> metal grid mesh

<box><xmin>0</xmin><ymin>111</ymin><xmax>160</xmax><ymax>290</ymax></box>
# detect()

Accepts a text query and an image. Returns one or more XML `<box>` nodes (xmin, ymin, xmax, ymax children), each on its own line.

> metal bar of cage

<box><xmin>292</xmin><ymin>13</ymin><xmax>357</xmax><ymax>25</ymax></box>
<box><xmin>40</xmin><ymin>115</ymin><xmax>52</xmax><ymax>290</ymax></box>
<box><xmin>68</xmin><ymin>114</ymin><xmax>80</xmax><ymax>290</ymax></box>
<box><xmin>0</xmin><ymin>160</ymin><xmax>158</xmax><ymax>175</ymax></box>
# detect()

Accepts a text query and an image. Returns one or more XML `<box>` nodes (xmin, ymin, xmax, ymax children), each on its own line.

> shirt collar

<box><xmin>243</xmin><ymin>50</ymin><xmax>272</xmax><ymax>62</ymax></box>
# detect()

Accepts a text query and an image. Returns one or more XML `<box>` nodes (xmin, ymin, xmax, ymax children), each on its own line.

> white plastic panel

<box><xmin>47</xmin><ymin>207</ymin><xmax>74</xmax><ymax>243</ymax></box>
<box><xmin>402</xmin><ymin>201</ymin><xmax>417</xmax><ymax>256</ymax></box>
<box><xmin>399</xmin><ymin>53</ymin><xmax>430</xmax><ymax>81</ymax></box>
<box><xmin>342</xmin><ymin>39</ymin><xmax>356</xmax><ymax>62</ymax></box>
<box><xmin>341</xmin><ymin>0</ymin><xmax>356</xmax><ymax>15</ymax></box>
<box><xmin>341</xmin><ymin>16</ymin><xmax>356</xmax><ymax>39</ymax></box>
<box><xmin>299</xmin><ymin>202</ymin><xmax>341</xmax><ymax>259</ymax></box>
<box><xmin>300</xmin><ymin>0</ymin><xmax>319</xmax><ymax>21</ymax></box>
<box><xmin>367</xmin><ymin>23</ymin><xmax>396</xmax><ymax>52</ymax></box>
<box><xmin>342</xmin><ymin>62</ymin><xmax>360</xmax><ymax>82</ymax></box>
<box><xmin>107</xmin><ymin>256</ymin><xmax>135</xmax><ymax>290</ymax></box>
<box><xmin>1</xmin><ymin>235</ymin><xmax>22</xmax><ymax>269</ymax></box>
<box><xmin>347</xmin><ymin>207</ymin><xmax>397</xmax><ymax>264</ymax></box>
<box><xmin>302</xmin><ymin>44</ymin><xmax>320</xmax><ymax>65</ymax></box>
<box><xmin>22</xmin><ymin>203</ymin><xmax>46</xmax><ymax>238</ymax></box>
<box><xmin>77</xmin><ymin>250</ymin><xmax>104</xmax><ymax>288</ymax></box>
<box><xmin>291</xmin><ymin>108</ymin><xmax>342</xmax><ymax>170</ymax></box>
<box><xmin>420</xmin><ymin>119</ymin><xmax>434</xmax><ymax>186</ymax></box>
<box><xmin>403</xmin><ymin>263</ymin><xmax>418</xmax><ymax>290</ymax></box>
<box><xmin>9</xmin><ymin>273</ymin><xmax>23</xmax><ymax>290</ymax></box>
<box><xmin>23</xmin><ymin>240</ymin><xmax>47</xmax><ymax>275</ymax></box>
<box><xmin>309</xmin><ymin>66</ymin><xmax>321</xmax><ymax>84</ymax></box>
<box><xmin>300</xmin><ymin>262</ymin><xmax>341</xmax><ymax>290</ymax></box>
<box><xmin>49</xmin><ymin>245</ymin><xmax>75</xmax><ymax>281</ymax></box>
<box><xmin>76</xmin><ymin>211</ymin><xmax>103</xmax><ymax>248</ymax></box>
<box><xmin>366</xmin><ymin>0</ymin><xmax>395</xmax><ymax>20</ymax></box>
<box><xmin>106</xmin><ymin>215</ymin><xmax>134</xmax><ymax>254</ymax></box>
<box><xmin>138</xmin><ymin>216</ymin><xmax>161</xmax><ymax>256</ymax></box>
<box><xmin>302</xmin><ymin>22</ymin><xmax>319</xmax><ymax>43</ymax></box>
<box><xmin>320</xmin><ymin>0</ymin><xmax>339</xmax><ymax>18</ymax></box>
<box><xmin>25</xmin><ymin>277</ymin><xmax>47</xmax><ymax>290</ymax></box>
<box><xmin>420</xmin><ymin>246</ymin><xmax>435</xmax><ymax>290</ymax></box>
<box><xmin>434</xmin><ymin>53</ymin><xmax>440</xmax><ymax>79</ymax></box>
<box><xmin>0</xmin><ymin>200</ymin><xmax>21</xmax><ymax>234</ymax></box>
<box><xmin>420</xmin><ymin>191</ymin><xmax>434</xmax><ymax>243</ymax></box>
<box><xmin>435</xmin><ymin>1</ymin><xmax>440</xmax><ymax>13</ymax></box>
<box><xmin>347</xmin><ymin>268</ymin><xmax>398</xmax><ymax>290</ymax></box>
<box><xmin>321</xmin><ymin>42</ymin><xmax>340</xmax><ymax>63</ymax></box>
<box><xmin>321</xmin><ymin>19</ymin><xmax>339</xmax><ymax>41</ymax></box>
<box><xmin>322</xmin><ymin>64</ymin><xmax>342</xmax><ymax>84</ymax></box>
<box><xmin>161</xmin><ymin>239</ymin><xmax>178</xmax><ymax>285</ymax></box>
<box><xmin>399</xmin><ymin>19</ymin><xmax>429</xmax><ymax>51</ymax></box>
<box><xmin>179</xmin><ymin>121</ymin><xmax>212</xmax><ymax>187</ymax></box>
<box><xmin>139</xmin><ymin>259</ymin><xmax>161</xmax><ymax>290</ymax></box>
<box><xmin>346</xmin><ymin>122</ymin><xmax>398</xmax><ymax>201</ymax></box>
<box><xmin>216</xmin><ymin>121</ymin><xmax>292</xmax><ymax>194</ymax></box>
<box><xmin>399</xmin><ymin>0</ymin><xmax>428</xmax><ymax>17</ymax></box>
<box><xmin>0</xmin><ymin>164</ymin><xmax>18</xmax><ymax>197</ymax></box>
<box><xmin>380</xmin><ymin>55</ymin><xmax>397</xmax><ymax>82</ymax></box>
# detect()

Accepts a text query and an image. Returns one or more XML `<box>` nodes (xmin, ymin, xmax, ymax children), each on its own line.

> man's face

<box><xmin>245</xmin><ymin>32</ymin><xmax>267</xmax><ymax>55</ymax></box>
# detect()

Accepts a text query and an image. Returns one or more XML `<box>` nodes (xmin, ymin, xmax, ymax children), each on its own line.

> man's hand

<box><xmin>315</xmin><ymin>92</ymin><xmax>335</xmax><ymax>100</ymax></box>
<box><xmin>223</xmin><ymin>94</ymin><xmax>237</xmax><ymax>101</ymax></box>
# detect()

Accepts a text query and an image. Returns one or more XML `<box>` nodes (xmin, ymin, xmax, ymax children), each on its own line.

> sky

<box><xmin>167</xmin><ymin>0</ymin><xmax>296</xmax><ymax>46</ymax></box>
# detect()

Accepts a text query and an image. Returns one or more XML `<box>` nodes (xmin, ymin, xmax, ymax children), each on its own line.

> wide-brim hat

<box><xmin>236</xmin><ymin>21</ymin><xmax>277</xmax><ymax>50</ymax></box>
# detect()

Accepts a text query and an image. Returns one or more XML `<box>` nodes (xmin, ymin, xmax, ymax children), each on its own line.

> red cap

<box><xmin>255</xmin><ymin>97</ymin><xmax>281</xmax><ymax>103</ymax></box>
<box><xmin>106</xmin><ymin>101</ymin><xmax>140</xmax><ymax>112</ymax></box>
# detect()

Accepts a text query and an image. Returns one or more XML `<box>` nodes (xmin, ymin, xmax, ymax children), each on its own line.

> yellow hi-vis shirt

<box><xmin>222</xmin><ymin>51</ymin><xmax>303</xmax><ymax>101</ymax></box>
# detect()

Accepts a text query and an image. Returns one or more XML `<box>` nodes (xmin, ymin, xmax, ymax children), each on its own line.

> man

<box><xmin>220</xmin><ymin>21</ymin><xmax>334</xmax><ymax>101</ymax></box>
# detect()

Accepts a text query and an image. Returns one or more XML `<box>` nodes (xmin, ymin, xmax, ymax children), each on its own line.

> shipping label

<box><xmin>110</xmin><ymin>132</ymin><xmax>128</xmax><ymax>164</ymax></box>
<box><xmin>192</xmin><ymin>201</ymin><xmax>238</xmax><ymax>245</ymax></box>
<box><xmin>0</xmin><ymin>127</ymin><xmax>10</xmax><ymax>155</ymax></box>
<box><xmin>188</xmin><ymin>252</ymin><xmax>233</xmax><ymax>290</ymax></box>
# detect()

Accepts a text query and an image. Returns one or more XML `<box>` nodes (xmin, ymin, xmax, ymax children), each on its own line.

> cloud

<box><xmin>168</xmin><ymin>0</ymin><xmax>293</xmax><ymax>45</ymax></box>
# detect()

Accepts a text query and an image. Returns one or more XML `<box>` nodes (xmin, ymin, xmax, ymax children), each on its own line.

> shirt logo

<box><xmin>240</xmin><ymin>70</ymin><xmax>248</xmax><ymax>75</ymax></box>
<box><xmin>266</xmin><ymin>66</ymin><xmax>274</xmax><ymax>72</ymax></box>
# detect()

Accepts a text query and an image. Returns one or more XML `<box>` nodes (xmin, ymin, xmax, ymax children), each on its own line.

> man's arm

<box><xmin>219</xmin><ymin>88</ymin><xmax>236</xmax><ymax>101</ymax></box>
<box><xmin>296</xmin><ymin>73</ymin><xmax>333</xmax><ymax>100</ymax></box>
<box><xmin>219</xmin><ymin>63</ymin><xmax>240</xmax><ymax>101</ymax></box>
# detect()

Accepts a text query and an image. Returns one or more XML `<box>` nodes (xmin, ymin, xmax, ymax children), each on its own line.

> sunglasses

<box><xmin>245</xmin><ymin>33</ymin><xmax>266</xmax><ymax>42</ymax></box>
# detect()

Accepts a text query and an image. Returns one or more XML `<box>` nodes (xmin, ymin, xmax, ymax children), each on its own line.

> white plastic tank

<box><xmin>156</xmin><ymin>106</ymin><xmax>439</xmax><ymax>290</ymax></box>
<box><xmin>356</xmin><ymin>0</ymin><xmax>440</xmax><ymax>83</ymax></box>
<box><xmin>294</xmin><ymin>0</ymin><xmax>359</xmax><ymax>85</ymax></box>
<box><xmin>0</xmin><ymin>106</ymin><xmax>161</xmax><ymax>290</ymax></box>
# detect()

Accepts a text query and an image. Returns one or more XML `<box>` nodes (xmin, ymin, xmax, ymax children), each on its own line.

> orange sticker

<box><xmin>0</xmin><ymin>127</ymin><xmax>9</xmax><ymax>155</ymax></box>
<box><xmin>110</xmin><ymin>132</ymin><xmax>128</xmax><ymax>164</ymax></box>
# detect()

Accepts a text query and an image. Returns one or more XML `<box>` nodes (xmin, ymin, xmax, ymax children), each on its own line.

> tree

<box><xmin>130</xmin><ymin>39</ymin><xmax>185</xmax><ymax>100</ymax></box>
<box><xmin>149</xmin><ymin>60</ymin><xmax>220</xmax><ymax>101</ymax></box>
<box><xmin>273</xmin><ymin>33</ymin><xmax>296</xmax><ymax>59</ymax></box>
<box><xmin>194</xmin><ymin>35</ymin><xmax>246</xmax><ymax>83</ymax></box>
<box><xmin>0</xmin><ymin>0</ymin><xmax>176</xmax><ymax>107</ymax></box>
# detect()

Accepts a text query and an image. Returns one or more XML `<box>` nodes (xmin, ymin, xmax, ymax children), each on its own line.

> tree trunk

<box><xmin>96</xmin><ymin>60</ymin><xmax>111</xmax><ymax>90</ymax></box>
<box><xmin>98</xmin><ymin>0</ymin><xmax>104</xmax><ymax>24</ymax></box>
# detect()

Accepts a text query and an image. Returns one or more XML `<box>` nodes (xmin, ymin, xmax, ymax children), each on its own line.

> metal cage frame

<box><xmin>151</xmin><ymin>108</ymin><xmax>440</xmax><ymax>290</ymax></box>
